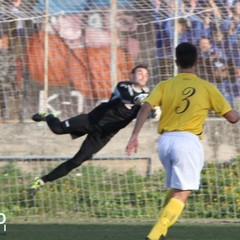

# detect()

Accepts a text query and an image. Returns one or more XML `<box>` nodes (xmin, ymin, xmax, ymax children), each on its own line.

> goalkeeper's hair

<box><xmin>131</xmin><ymin>64</ymin><xmax>149</xmax><ymax>74</ymax></box>
<box><xmin>176</xmin><ymin>42</ymin><xmax>197</xmax><ymax>69</ymax></box>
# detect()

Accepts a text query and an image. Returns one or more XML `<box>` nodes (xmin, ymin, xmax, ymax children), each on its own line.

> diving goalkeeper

<box><xmin>29</xmin><ymin>64</ymin><xmax>149</xmax><ymax>197</ymax></box>
<box><xmin>126</xmin><ymin>43</ymin><xmax>240</xmax><ymax>240</ymax></box>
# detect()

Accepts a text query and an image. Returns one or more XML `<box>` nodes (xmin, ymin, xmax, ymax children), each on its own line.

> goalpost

<box><xmin>0</xmin><ymin>1</ymin><xmax>240</xmax><ymax>223</ymax></box>
<box><xmin>43</xmin><ymin>0</ymin><xmax>49</xmax><ymax>113</ymax></box>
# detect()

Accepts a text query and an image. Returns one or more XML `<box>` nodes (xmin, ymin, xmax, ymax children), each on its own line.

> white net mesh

<box><xmin>0</xmin><ymin>0</ymin><xmax>158</xmax><ymax>120</ymax></box>
<box><xmin>0</xmin><ymin>0</ymin><xmax>240</xmax><ymax>223</ymax></box>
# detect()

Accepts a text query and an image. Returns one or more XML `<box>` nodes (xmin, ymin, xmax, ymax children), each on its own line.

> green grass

<box><xmin>2</xmin><ymin>223</ymin><xmax>240</xmax><ymax>240</ymax></box>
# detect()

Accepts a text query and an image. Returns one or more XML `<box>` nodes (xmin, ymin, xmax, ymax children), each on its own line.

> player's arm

<box><xmin>223</xmin><ymin>110</ymin><xmax>240</xmax><ymax>124</ymax></box>
<box><xmin>126</xmin><ymin>102</ymin><xmax>152</xmax><ymax>155</ymax></box>
<box><xmin>209</xmin><ymin>83</ymin><xmax>240</xmax><ymax>124</ymax></box>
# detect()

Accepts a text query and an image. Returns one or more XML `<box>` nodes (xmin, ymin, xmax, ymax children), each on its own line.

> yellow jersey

<box><xmin>144</xmin><ymin>73</ymin><xmax>232</xmax><ymax>135</ymax></box>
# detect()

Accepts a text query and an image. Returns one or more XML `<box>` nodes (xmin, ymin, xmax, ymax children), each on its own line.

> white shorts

<box><xmin>158</xmin><ymin>132</ymin><xmax>204</xmax><ymax>190</ymax></box>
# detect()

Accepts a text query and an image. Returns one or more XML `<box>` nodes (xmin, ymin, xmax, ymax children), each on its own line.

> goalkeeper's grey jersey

<box><xmin>88</xmin><ymin>81</ymin><xmax>149</xmax><ymax>133</ymax></box>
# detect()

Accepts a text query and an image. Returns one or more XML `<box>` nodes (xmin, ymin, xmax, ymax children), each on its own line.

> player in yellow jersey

<box><xmin>126</xmin><ymin>42</ymin><xmax>240</xmax><ymax>240</ymax></box>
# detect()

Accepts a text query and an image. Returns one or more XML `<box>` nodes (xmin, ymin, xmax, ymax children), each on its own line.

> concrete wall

<box><xmin>1</xmin><ymin>118</ymin><xmax>239</xmax><ymax>172</ymax></box>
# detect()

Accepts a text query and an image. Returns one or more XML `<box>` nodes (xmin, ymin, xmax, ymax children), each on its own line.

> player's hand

<box><xmin>126</xmin><ymin>135</ymin><xmax>138</xmax><ymax>156</ymax></box>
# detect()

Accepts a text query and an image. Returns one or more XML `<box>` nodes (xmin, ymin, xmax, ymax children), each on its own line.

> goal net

<box><xmin>0</xmin><ymin>0</ymin><xmax>240</xmax><ymax>223</ymax></box>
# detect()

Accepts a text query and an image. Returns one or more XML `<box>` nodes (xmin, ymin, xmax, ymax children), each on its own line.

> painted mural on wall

<box><xmin>27</xmin><ymin>0</ymin><xmax>139</xmax><ymax>100</ymax></box>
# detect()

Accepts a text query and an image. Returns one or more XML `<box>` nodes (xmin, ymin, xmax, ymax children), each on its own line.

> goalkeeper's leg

<box><xmin>31</xmin><ymin>112</ymin><xmax>68</xmax><ymax>134</ymax></box>
<box><xmin>29</xmin><ymin>131</ymin><xmax>114</xmax><ymax>196</ymax></box>
<box><xmin>146</xmin><ymin>189</ymin><xmax>191</xmax><ymax>240</ymax></box>
<box><xmin>32</xmin><ymin>112</ymin><xmax>91</xmax><ymax>137</ymax></box>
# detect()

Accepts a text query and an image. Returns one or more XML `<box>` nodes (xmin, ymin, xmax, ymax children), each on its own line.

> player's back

<box><xmin>145</xmin><ymin>73</ymin><xmax>231</xmax><ymax>135</ymax></box>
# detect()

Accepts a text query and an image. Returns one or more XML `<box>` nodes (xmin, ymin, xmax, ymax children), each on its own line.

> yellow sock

<box><xmin>147</xmin><ymin>198</ymin><xmax>185</xmax><ymax>240</ymax></box>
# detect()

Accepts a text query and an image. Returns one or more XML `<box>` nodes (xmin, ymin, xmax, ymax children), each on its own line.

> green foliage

<box><xmin>186</xmin><ymin>156</ymin><xmax>240</xmax><ymax>219</ymax></box>
<box><xmin>1</xmin><ymin>157</ymin><xmax>240</xmax><ymax>221</ymax></box>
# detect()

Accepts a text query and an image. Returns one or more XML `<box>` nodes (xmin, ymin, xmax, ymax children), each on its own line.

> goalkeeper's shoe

<box><xmin>28</xmin><ymin>177</ymin><xmax>44</xmax><ymax>197</ymax></box>
<box><xmin>32</xmin><ymin>112</ymin><xmax>57</xmax><ymax>122</ymax></box>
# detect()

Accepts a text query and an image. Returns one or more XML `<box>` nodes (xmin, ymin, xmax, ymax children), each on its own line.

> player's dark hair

<box><xmin>131</xmin><ymin>64</ymin><xmax>148</xmax><ymax>74</ymax></box>
<box><xmin>176</xmin><ymin>42</ymin><xmax>198</xmax><ymax>69</ymax></box>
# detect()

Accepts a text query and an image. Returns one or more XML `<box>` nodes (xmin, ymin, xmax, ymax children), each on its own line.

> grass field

<box><xmin>2</xmin><ymin>222</ymin><xmax>240</xmax><ymax>240</ymax></box>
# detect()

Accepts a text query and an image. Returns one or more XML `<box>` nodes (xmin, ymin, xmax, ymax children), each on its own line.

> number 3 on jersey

<box><xmin>175</xmin><ymin>87</ymin><xmax>196</xmax><ymax>114</ymax></box>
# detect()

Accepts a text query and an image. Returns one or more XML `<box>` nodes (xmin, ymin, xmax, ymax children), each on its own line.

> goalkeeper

<box><xmin>126</xmin><ymin>42</ymin><xmax>240</xmax><ymax>240</ymax></box>
<box><xmin>29</xmin><ymin>64</ymin><xmax>149</xmax><ymax>196</ymax></box>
